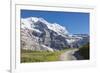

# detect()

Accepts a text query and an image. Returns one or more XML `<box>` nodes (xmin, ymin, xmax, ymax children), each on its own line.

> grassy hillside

<box><xmin>78</xmin><ymin>43</ymin><xmax>89</xmax><ymax>59</ymax></box>
<box><xmin>21</xmin><ymin>49</ymin><xmax>67</xmax><ymax>63</ymax></box>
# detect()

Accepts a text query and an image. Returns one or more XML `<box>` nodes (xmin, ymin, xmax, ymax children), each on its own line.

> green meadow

<box><xmin>21</xmin><ymin>49</ymin><xmax>69</xmax><ymax>63</ymax></box>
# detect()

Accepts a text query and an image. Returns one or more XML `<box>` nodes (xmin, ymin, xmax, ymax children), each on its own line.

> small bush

<box><xmin>78</xmin><ymin>43</ymin><xmax>89</xmax><ymax>59</ymax></box>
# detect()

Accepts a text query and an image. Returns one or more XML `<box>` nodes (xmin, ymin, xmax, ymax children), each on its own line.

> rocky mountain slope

<box><xmin>21</xmin><ymin>17</ymin><xmax>89</xmax><ymax>51</ymax></box>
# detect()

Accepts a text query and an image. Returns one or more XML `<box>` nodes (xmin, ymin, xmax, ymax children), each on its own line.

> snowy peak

<box><xmin>21</xmin><ymin>17</ymin><xmax>69</xmax><ymax>35</ymax></box>
<box><xmin>48</xmin><ymin>23</ymin><xmax>69</xmax><ymax>35</ymax></box>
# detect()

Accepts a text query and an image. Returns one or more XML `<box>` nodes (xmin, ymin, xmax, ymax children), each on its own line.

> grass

<box><xmin>21</xmin><ymin>49</ymin><xmax>71</xmax><ymax>63</ymax></box>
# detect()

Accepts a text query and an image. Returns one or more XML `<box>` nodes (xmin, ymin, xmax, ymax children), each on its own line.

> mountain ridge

<box><xmin>21</xmin><ymin>17</ymin><xmax>89</xmax><ymax>51</ymax></box>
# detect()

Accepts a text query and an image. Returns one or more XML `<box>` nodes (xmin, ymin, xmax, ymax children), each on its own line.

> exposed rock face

<box><xmin>21</xmin><ymin>17</ymin><xmax>89</xmax><ymax>51</ymax></box>
<box><xmin>66</xmin><ymin>34</ymin><xmax>89</xmax><ymax>48</ymax></box>
<box><xmin>21</xmin><ymin>28</ymin><xmax>41</xmax><ymax>51</ymax></box>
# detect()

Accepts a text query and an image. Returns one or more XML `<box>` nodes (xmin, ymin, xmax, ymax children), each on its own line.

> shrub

<box><xmin>78</xmin><ymin>43</ymin><xmax>89</xmax><ymax>59</ymax></box>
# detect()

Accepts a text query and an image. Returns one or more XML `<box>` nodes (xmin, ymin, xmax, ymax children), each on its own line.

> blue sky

<box><xmin>21</xmin><ymin>10</ymin><xmax>89</xmax><ymax>34</ymax></box>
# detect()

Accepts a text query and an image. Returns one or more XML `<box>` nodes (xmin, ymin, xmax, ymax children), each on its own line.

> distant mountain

<box><xmin>21</xmin><ymin>17</ymin><xmax>89</xmax><ymax>51</ymax></box>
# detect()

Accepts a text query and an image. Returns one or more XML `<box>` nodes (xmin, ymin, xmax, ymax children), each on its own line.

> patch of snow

<box><xmin>32</xmin><ymin>28</ymin><xmax>42</xmax><ymax>33</ymax></box>
<box><xmin>31</xmin><ymin>17</ymin><xmax>39</xmax><ymax>23</ymax></box>
<box><xmin>21</xmin><ymin>18</ymin><xmax>33</xmax><ymax>29</ymax></box>
<box><xmin>41</xmin><ymin>45</ymin><xmax>54</xmax><ymax>52</ymax></box>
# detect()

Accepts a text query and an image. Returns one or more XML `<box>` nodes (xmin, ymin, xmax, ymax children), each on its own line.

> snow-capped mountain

<box><xmin>21</xmin><ymin>17</ymin><xmax>69</xmax><ymax>36</ymax></box>
<box><xmin>21</xmin><ymin>17</ymin><xmax>89</xmax><ymax>51</ymax></box>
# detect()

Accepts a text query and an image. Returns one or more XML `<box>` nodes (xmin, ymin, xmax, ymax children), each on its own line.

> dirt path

<box><xmin>59</xmin><ymin>49</ymin><xmax>80</xmax><ymax>61</ymax></box>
